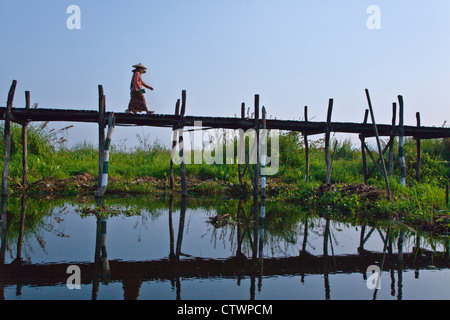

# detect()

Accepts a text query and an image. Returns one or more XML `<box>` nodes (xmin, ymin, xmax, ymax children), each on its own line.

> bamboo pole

<box><xmin>179</xmin><ymin>90</ymin><xmax>187</xmax><ymax>197</ymax></box>
<box><xmin>22</xmin><ymin>91</ymin><xmax>30</xmax><ymax>188</ymax></box>
<box><xmin>365</xmin><ymin>89</ymin><xmax>390</xmax><ymax>199</ymax></box>
<box><xmin>398</xmin><ymin>95</ymin><xmax>406</xmax><ymax>186</ymax></box>
<box><xmin>415</xmin><ymin>112</ymin><xmax>421</xmax><ymax>182</ymax></box>
<box><xmin>97</xmin><ymin>85</ymin><xmax>106</xmax><ymax>190</ymax></box>
<box><xmin>254</xmin><ymin>95</ymin><xmax>260</xmax><ymax>198</ymax></box>
<box><xmin>325</xmin><ymin>99</ymin><xmax>333</xmax><ymax>184</ymax></box>
<box><xmin>360</xmin><ymin>109</ymin><xmax>369</xmax><ymax>184</ymax></box>
<box><xmin>304</xmin><ymin>106</ymin><xmax>310</xmax><ymax>182</ymax></box>
<box><xmin>238</xmin><ymin>103</ymin><xmax>245</xmax><ymax>186</ymax></box>
<box><xmin>261</xmin><ymin>106</ymin><xmax>267</xmax><ymax>203</ymax></box>
<box><xmin>96</xmin><ymin>113</ymin><xmax>116</xmax><ymax>198</ymax></box>
<box><xmin>389</xmin><ymin>103</ymin><xmax>397</xmax><ymax>177</ymax></box>
<box><xmin>1</xmin><ymin>80</ymin><xmax>17</xmax><ymax>197</ymax></box>
<box><xmin>170</xmin><ymin>99</ymin><xmax>180</xmax><ymax>190</ymax></box>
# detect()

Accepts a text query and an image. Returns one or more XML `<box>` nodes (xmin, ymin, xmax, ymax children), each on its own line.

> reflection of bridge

<box><xmin>0</xmin><ymin>196</ymin><xmax>448</xmax><ymax>300</ymax></box>
<box><xmin>1</xmin><ymin>250</ymin><xmax>447</xmax><ymax>287</ymax></box>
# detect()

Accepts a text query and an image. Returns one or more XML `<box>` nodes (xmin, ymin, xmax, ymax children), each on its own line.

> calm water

<box><xmin>0</xmin><ymin>195</ymin><xmax>448</xmax><ymax>300</ymax></box>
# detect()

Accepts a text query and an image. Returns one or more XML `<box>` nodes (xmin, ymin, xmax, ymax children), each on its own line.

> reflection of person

<box><xmin>126</xmin><ymin>63</ymin><xmax>154</xmax><ymax>114</ymax></box>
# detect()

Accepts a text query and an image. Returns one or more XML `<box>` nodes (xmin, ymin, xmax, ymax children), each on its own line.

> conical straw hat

<box><xmin>132</xmin><ymin>63</ymin><xmax>147</xmax><ymax>69</ymax></box>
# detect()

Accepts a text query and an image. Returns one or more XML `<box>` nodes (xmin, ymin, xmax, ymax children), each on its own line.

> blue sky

<box><xmin>1</xmin><ymin>1</ymin><xmax>449</xmax><ymax>148</ymax></box>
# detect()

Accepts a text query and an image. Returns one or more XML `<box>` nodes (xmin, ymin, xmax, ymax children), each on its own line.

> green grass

<box><xmin>0</xmin><ymin>123</ymin><xmax>449</xmax><ymax>234</ymax></box>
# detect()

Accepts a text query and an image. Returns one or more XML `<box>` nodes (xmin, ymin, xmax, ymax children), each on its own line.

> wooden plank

<box><xmin>2</xmin><ymin>107</ymin><xmax>450</xmax><ymax>139</ymax></box>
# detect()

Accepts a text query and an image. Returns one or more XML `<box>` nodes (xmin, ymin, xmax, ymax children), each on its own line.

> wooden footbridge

<box><xmin>1</xmin><ymin>80</ymin><xmax>450</xmax><ymax>199</ymax></box>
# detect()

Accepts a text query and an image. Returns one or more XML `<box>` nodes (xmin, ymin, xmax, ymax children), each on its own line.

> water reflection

<box><xmin>0</xmin><ymin>194</ymin><xmax>448</xmax><ymax>300</ymax></box>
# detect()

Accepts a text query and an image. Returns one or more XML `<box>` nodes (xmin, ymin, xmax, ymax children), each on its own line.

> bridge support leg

<box><xmin>97</xmin><ymin>85</ymin><xmax>106</xmax><ymax>191</ymax></box>
<box><xmin>398</xmin><ymin>95</ymin><xmax>406</xmax><ymax>186</ymax></box>
<box><xmin>96</xmin><ymin>113</ymin><xmax>115</xmax><ymax>198</ymax></box>
<box><xmin>415</xmin><ymin>112</ymin><xmax>421</xmax><ymax>182</ymax></box>
<box><xmin>21</xmin><ymin>91</ymin><xmax>30</xmax><ymax>189</ymax></box>
<box><xmin>1</xmin><ymin>80</ymin><xmax>17</xmax><ymax>198</ymax></box>
<box><xmin>179</xmin><ymin>90</ymin><xmax>187</xmax><ymax>198</ymax></box>
<box><xmin>304</xmin><ymin>106</ymin><xmax>310</xmax><ymax>182</ymax></box>
<box><xmin>325</xmin><ymin>99</ymin><xmax>333</xmax><ymax>184</ymax></box>
<box><xmin>169</xmin><ymin>99</ymin><xmax>180</xmax><ymax>190</ymax></box>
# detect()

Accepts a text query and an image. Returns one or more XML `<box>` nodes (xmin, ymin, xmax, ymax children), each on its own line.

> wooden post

<box><xmin>1</xmin><ymin>80</ymin><xmax>17</xmax><ymax>197</ymax></box>
<box><xmin>389</xmin><ymin>103</ymin><xmax>397</xmax><ymax>177</ymax></box>
<box><xmin>325</xmin><ymin>99</ymin><xmax>333</xmax><ymax>184</ymax></box>
<box><xmin>415</xmin><ymin>112</ymin><xmax>421</xmax><ymax>182</ymax></box>
<box><xmin>360</xmin><ymin>109</ymin><xmax>369</xmax><ymax>184</ymax></box>
<box><xmin>398</xmin><ymin>95</ymin><xmax>406</xmax><ymax>186</ymax></box>
<box><xmin>96</xmin><ymin>113</ymin><xmax>116</xmax><ymax>198</ymax></box>
<box><xmin>97</xmin><ymin>85</ymin><xmax>106</xmax><ymax>190</ymax></box>
<box><xmin>254</xmin><ymin>95</ymin><xmax>260</xmax><ymax>199</ymax></box>
<box><xmin>261</xmin><ymin>106</ymin><xmax>267</xmax><ymax>202</ymax></box>
<box><xmin>365</xmin><ymin>89</ymin><xmax>390</xmax><ymax>199</ymax></box>
<box><xmin>170</xmin><ymin>99</ymin><xmax>180</xmax><ymax>190</ymax></box>
<box><xmin>238</xmin><ymin>103</ymin><xmax>245</xmax><ymax>186</ymax></box>
<box><xmin>180</xmin><ymin>90</ymin><xmax>187</xmax><ymax>197</ymax></box>
<box><xmin>304</xmin><ymin>106</ymin><xmax>310</xmax><ymax>182</ymax></box>
<box><xmin>22</xmin><ymin>91</ymin><xmax>30</xmax><ymax>188</ymax></box>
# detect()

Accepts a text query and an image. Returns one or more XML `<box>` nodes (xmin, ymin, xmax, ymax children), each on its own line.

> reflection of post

<box><xmin>16</xmin><ymin>196</ymin><xmax>27</xmax><ymax>263</ymax></box>
<box><xmin>300</xmin><ymin>218</ymin><xmax>309</xmax><ymax>283</ymax></box>
<box><xmin>168</xmin><ymin>194</ymin><xmax>175</xmax><ymax>259</ymax></box>
<box><xmin>301</xmin><ymin>219</ymin><xmax>308</xmax><ymax>255</ymax></box>
<box><xmin>175</xmin><ymin>196</ymin><xmax>187</xmax><ymax>258</ymax></box>
<box><xmin>397</xmin><ymin>230</ymin><xmax>404</xmax><ymax>300</ymax></box>
<box><xmin>14</xmin><ymin>196</ymin><xmax>27</xmax><ymax>296</ymax></box>
<box><xmin>92</xmin><ymin>214</ymin><xmax>110</xmax><ymax>299</ymax></box>
<box><xmin>358</xmin><ymin>225</ymin><xmax>366</xmax><ymax>253</ymax></box>
<box><xmin>0</xmin><ymin>195</ymin><xmax>8</xmax><ymax>300</ymax></box>
<box><xmin>100</xmin><ymin>219</ymin><xmax>109</xmax><ymax>282</ymax></box>
<box><xmin>323</xmin><ymin>218</ymin><xmax>330</xmax><ymax>300</ymax></box>
<box><xmin>175</xmin><ymin>196</ymin><xmax>187</xmax><ymax>301</ymax></box>
<box><xmin>251</xmin><ymin>199</ymin><xmax>259</xmax><ymax>300</ymax></box>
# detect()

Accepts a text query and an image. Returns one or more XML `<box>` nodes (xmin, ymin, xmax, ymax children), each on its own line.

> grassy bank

<box><xmin>1</xmin><ymin>123</ymin><xmax>449</xmax><ymax>235</ymax></box>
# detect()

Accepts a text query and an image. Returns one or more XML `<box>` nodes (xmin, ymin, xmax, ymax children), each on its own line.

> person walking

<box><xmin>126</xmin><ymin>63</ymin><xmax>154</xmax><ymax>114</ymax></box>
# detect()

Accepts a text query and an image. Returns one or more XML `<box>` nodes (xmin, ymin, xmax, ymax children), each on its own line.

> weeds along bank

<box><xmin>0</xmin><ymin>124</ymin><xmax>449</xmax><ymax>234</ymax></box>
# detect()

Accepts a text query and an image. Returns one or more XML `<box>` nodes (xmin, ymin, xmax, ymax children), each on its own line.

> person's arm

<box><xmin>142</xmin><ymin>80</ymin><xmax>154</xmax><ymax>91</ymax></box>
